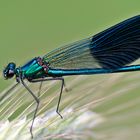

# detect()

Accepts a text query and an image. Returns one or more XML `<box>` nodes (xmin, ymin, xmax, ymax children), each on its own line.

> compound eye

<box><xmin>3</xmin><ymin>68</ymin><xmax>15</xmax><ymax>79</ymax></box>
<box><xmin>3</xmin><ymin>62</ymin><xmax>16</xmax><ymax>79</ymax></box>
<box><xmin>7</xmin><ymin>70</ymin><xmax>15</xmax><ymax>78</ymax></box>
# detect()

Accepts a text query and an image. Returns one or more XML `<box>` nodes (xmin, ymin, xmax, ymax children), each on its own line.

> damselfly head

<box><xmin>3</xmin><ymin>62</ymin><xmax>16</xmax><ymax>79</ymax></box>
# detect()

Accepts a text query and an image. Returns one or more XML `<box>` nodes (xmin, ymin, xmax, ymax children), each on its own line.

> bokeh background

<box><xmin>0</xmin><ymin>0</ymin><xmax>140</xmax><ymax>140</ymax></box>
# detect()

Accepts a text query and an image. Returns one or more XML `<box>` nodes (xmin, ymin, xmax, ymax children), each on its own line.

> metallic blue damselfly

<box><xmin>3</xmin><ymin>15</ymin><xmax>140</xmax><ymax>138</ymax></box>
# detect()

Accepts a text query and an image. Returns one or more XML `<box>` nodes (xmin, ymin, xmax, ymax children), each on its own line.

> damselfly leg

<box><xmin>30</xmin><ymin>77</ymin><xmax>67</xmax><ymax>119</ymax></box>
<box><xmin>37</xmin><ymin>81</ymin><xmax>43</xmax><ymax>97</ymax></box>
<box><xmin>19</xmin><ymin>72</ymin><xmax>39</xmax><ymax>139</ymax></box>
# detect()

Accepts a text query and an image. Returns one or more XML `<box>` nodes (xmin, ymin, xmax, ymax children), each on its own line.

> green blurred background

<box><xmin>0</xmin><ymin>0</ymin><xmax>139</xmax><ymax>89</ymax></box>
<box><xmin>0</xmin><ymin>1</ymin><xmax>140</xmax><ymax>139</ymax></box>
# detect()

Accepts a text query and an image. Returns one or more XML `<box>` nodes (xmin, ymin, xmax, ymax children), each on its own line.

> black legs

<box><xmin>19</xmin><ymin>75</ymin><xmax>66</xmax><ymax>138</ymax></box>
<box><xmin>30</xmin><ymin>77</ymin><xmax>65</xmax><ymax>119</ymax></box>
<box><xmin>20</xmin><ymin>77</ymin><xmax>39</xmax><ymax>139</ymax></box>
<box><xmin>37</xmin><ymin>81</ymin><xmax>43</xmax><ymax>97</ymax></box>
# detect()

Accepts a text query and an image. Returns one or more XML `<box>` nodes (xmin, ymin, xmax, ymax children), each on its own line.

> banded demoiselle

<box><xmin>3</xmin><ymin>15</ymin><xmax>140</xmax><ymax>138</ymax></box>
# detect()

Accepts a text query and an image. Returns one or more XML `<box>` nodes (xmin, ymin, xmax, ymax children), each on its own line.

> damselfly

<box><xmin>3</xmin><ymin>15</ymin><xmax>140</xmax><ymax>138</ymax></box>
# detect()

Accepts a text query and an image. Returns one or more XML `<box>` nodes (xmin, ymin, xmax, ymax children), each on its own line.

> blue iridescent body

<box><xmin>48</xmin><ymin>65</ymin><xmax>140</xmax><ymax>76</ymax></box>
<box><xmin>2</xmin><ymin>15</ymin><xmax>140</xmax><ymax>138</ymax></box>
<box><xmin>17</xmin><ymin>59</ymin><xmax>140</xmax><ymax>78</ymax></box>
<box><xmin>15</xmin><ymin>58</ymin><xmax>140</xmax><ymax>79</ymax></box>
